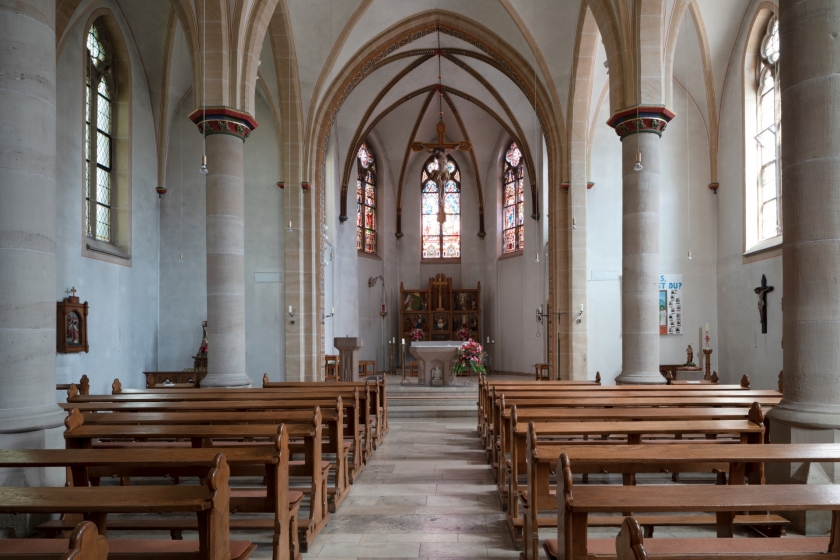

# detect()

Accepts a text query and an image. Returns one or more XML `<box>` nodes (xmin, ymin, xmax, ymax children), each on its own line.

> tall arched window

<box><xmin>502</xmin><ymin>141</ymin><xmax>525</xmax><ymax>254</ymax></box>
<box><xmin>755</xmin><ymin>16</ymin><xmax>781</xmax><ymax>242</ymax></box>
<box><xmin>421</xmin><ymin>155</ymin><xmax>460</xmax><ymax>259</ymax></box>
<box><xmin>356</xmin><ymin>142</ymin><xmax>377</xmax><ymax>254</ymax></box>
<box><xmin>86</xmin><ymin>21</ymin><xmax>114</xmax><ymax>242</ymax></box>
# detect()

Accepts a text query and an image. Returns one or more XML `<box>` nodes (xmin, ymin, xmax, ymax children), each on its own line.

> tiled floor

<box><xmin>247</xmin><ymin>418</ymin><xmax>518</xmax><ymax>559</ymax></box>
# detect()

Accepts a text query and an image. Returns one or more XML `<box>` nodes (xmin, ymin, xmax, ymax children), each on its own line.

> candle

<box><xmin>492</xmin><ymin>340</ymin><xmax>495</xmax><ymax>344</ymax></box>
<box><xmin>288</xmin><ymin>305</ymin><xmax>292</xmax><ymax>314</ymax></box>
<box><xmin>704</xmin><ymin>323</ymin><xmax>711</xmax><ymax>349</ymax></box>
<box><xmin>486</xmin><ymin>337</ymin><xmax>490</xmax><ymax>344</ymax></box>
<box><xmin>401</xmin><ymin>338</ymin><xmax>405</xmax><ymax>345</ymax></box>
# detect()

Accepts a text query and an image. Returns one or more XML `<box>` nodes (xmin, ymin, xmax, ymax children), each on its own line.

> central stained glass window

<box><xmin>421</xmin><ymin>154</ymin><xmax>460</xmax><ymax>259</ymax></box>
<box><xmin>356</xmin><ymin>142</ymin><xmax>377</xmax><ymax>254</ymax></box>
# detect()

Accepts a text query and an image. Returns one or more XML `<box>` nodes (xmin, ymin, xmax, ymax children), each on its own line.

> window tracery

<box><xmin>421</xmin><ymin>155</ymin><xmax>461</xmax><ymax>259</ymax></box>
<box><xmin>502</xmin><ymin>141</ymin><xmax>524</xmax><ymax>254</ymax></box>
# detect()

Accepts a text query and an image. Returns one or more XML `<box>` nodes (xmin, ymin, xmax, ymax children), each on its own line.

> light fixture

<box><xmin>634</xmin><ymin>105</ymin><xmax>643</xmax><ymax>171</ymax></box>
<box><xmin>572</xmin><ymin>217</ymin><xmax>577</xmax><ymax>230</ymax></box>
<box><xmin>535</xmin><ymin>252</ymin><xmax>540</xmax><ymax>264</ymax></box>
<box><xmin>687</xmin><ymin>250</ymin><xmax>692</xmax><ymax>260</ymax></box>
<box><xmin>286</xmin><ymin>220</ymin><xmax>293</xmax><ymax>233</ymax></box>
<box><xmin>200</xmin><ymin>154</ymin><xmax>208</xmax><ymax>174</ymax></box>
<box><xmin>634</xmin><ymin>151</ymin><xmax>643</xmax><ymax>172</ymax></box>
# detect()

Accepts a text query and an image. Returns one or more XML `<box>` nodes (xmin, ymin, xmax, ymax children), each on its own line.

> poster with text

<box><xmin>659</xmin><ymin>274</ymin><xmax>683</xmax><ymax>335</ymax></box>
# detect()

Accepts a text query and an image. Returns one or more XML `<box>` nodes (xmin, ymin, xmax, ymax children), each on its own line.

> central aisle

<box><xmin>299</xmin><ymin>418</ymin><xmax>518</xmax><ymax>559</ymax></box>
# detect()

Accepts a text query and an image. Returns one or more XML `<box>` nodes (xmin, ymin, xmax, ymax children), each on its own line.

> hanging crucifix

<box><xmin>411</xmin><ymin>29</ymin><xmax>471</xmax><ymax>224</ymax></box>
<box><xmin>754</xmin><ymin>274</ymin><xmax>774</xmax><ymax>334</ymax></box>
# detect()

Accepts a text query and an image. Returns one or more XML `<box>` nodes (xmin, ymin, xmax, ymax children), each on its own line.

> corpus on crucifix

<box><xmin>754</xmin><ymin>274</ymin><xmax>774</xmax><ymax>334</ymax></box>
<box><xmin>412</xmin><ymin>120</ymin><xmax>471</xmax><ymax>224</ymax></box>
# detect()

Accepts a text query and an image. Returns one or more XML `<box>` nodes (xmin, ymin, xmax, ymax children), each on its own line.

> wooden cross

<box><xmin>411</xmin><ymin>120</ymin><xmax>471</xmax><ymax>224</ymax></box>
<box><xmin>431</xmin><ymin>275</ymin><xmax>448</xmax><ymax>311</ymax></box>
<box><xmin>70</xmin><ymin>287</ymin><xmax>77</xmax><ymax>297</ymax></box>
<box><xmin>754</xmin><ymin>274</ymin><xmax>774</xmax><ymax>334</ymax></box>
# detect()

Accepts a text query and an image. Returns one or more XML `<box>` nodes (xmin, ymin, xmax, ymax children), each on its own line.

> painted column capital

<box><xmin>188</xmin><ymin>106</ymin><xmax>258</xmax><ymax>141</ymax></box>
<box><xmin>607</xmin><ymin>105</ymin><xmax>675</xmax><ymax>139</ymax></box>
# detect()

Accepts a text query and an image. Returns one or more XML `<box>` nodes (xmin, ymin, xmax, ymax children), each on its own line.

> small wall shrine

<box><xmin>400</xmin><ymin>273</ymin><xmax>481</xmax><ymax>342</ymax></box>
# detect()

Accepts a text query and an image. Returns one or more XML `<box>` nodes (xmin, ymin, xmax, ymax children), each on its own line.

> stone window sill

<box><xmin>743</xmin><ymin>235</ymin><xmax>782</xmax><ymax>264</ymax></box>
<box><xmin>86</xmin><ymin>237</ymin><xmax>131</xmax><ymax>260</ymax></box>
<box><xmin>499</xmin><ymin>250</ymin><xmax>523</xmax><ymax>261</ymax></box>
<box><xmin>358</xmin><ymin>251</ymin><xmax>382</xmax><ymax>261</ymax></box>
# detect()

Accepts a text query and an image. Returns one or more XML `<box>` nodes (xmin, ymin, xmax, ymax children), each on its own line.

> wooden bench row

<box><xmin>543</xmin><ymin>452</ymin><xmax>840</xmax><ymax>560</ymax></box>
<box><xmin>0</xmin><ymin>452</ymin><xmax>256</xmax><ymax>560</ymax></box>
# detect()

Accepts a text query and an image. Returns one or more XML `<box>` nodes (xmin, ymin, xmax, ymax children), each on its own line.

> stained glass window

<box><xmin>85</xmin><ymin>21</ymin><xmax>113</xmax><ymax>242</ymax></box>
<box><xmin>356</xmin><ymin>142</ymin><xmax>377</xmax><ymax>254</ymax></box>
<box><xmin>502</xmin><ymin>142</ymin><xmax>525</xmax><ymax>254</ymax></box>
<box><xmin>755</xmin><ymin>17</ymin><xmax>781</xmax><ymax>242</ymax></box>
<box><xmin>421</xmin><ymin>155</ymin><xmax>460</xmax><ymax>259</ymax></box>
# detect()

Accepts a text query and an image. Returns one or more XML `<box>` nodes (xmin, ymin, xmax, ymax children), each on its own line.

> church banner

<box><xmin>659</xmin><ymin>274</ymin><xmax>683</xmax><ymax>335</ymax></box>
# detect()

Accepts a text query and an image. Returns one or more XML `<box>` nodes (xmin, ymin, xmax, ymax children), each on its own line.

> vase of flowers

<box><xmin>454</xmin><ymin>338</ymin><xmax>487</xmax><ymax>376</ymax></box>
<box><xmin>456</xmin><ymin>326</ymin><xmax>471</xmax><ymax>341</ymax></box>
<box><xmin>410</xmin><ymin>328</ymin><xmax>424</xmax><ymax>342</ymax></box>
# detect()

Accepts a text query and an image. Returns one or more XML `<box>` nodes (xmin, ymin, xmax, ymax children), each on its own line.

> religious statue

<box><xmin>197</xmin><ymin>320</ymin><xmax>208</xmax><ymax>357</ymax></box>
<box><xmin>684</xmin><ymin>344</ymin><xmax>695</xmax><ymax>366</ymax></box>
<box><xmin>754</xmin><ymin>275</ymin><xmax>774</xmax><ymax>334</ymax></box>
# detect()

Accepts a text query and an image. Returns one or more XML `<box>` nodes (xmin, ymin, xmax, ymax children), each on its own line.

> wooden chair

<box><xmin>358</xmin><ymin>360</ymin><xmax>376</xmax><ymax>378</ymax></box>
<box><xmin>408</xmin><ymin>361</ymin><xmax>419</xmax><ymax>378</ymax></box>
<box><xmin>324</xmin><ymin>355</ymin><xmax>339</xmax><ymax>382</ymax></box>
<box><xmin>535</xmin><ymin>364</ymin><xmax>551</xmax><ymax>380</ymax></box>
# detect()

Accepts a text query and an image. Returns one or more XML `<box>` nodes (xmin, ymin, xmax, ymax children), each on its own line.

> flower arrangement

<box><xmin>456</xmin><ymin>326</ymin><xmax>471</xmax><ymax>341</ymax></box>
<box><xmin>454</xmin><ymin>338</ymin><xmax>487</xmax><ymax>376</ymax></box>
<box><xmin>410</xmin><ymin>328</ymin><xmax>424</xmax><ymax>341</ymax></box>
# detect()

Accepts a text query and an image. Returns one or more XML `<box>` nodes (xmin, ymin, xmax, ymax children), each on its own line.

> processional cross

<box><xmin>754</xmin><ymin>274</ymin><xmax>774</xmax><ymax>334</ymax></box>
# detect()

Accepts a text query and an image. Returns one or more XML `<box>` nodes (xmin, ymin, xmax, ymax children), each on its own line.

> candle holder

<box><xmin>703</xmin><ymin>348</ymin><xmax>713</xmax><ymax>380</ymax></box>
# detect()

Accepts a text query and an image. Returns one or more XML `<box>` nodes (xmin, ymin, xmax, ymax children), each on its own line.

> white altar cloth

<box><xmin>409</xmin><ymin>341</ymin><xmax>461</xmax><ymax>386</ymax></box>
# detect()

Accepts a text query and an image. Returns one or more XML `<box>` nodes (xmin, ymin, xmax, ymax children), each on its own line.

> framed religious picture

<box><xmin>57</xmin><ymin>287</ymin><xmax>89</xmax><ymax>353</ymax></box>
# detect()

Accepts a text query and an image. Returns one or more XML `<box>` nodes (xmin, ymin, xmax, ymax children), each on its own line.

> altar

<box><xmin>409</xmin><ymin>341</ymin><xmax>461</xmax><ymax>386</ymax></box>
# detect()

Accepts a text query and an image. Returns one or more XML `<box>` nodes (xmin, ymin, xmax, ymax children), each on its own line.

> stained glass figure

<box><xmin>502</xmin><ymin>141</ymin><xmax>525</xmax><ymax>253</ymax></box>
<box><xmin>421</xmin><ymin>154</ymin><xmax>460</xmax><ymax>259</ymax></box>
<box><xmin>85</xmin><ymin>21</ymin><xmax>113</xmax><ymax>242</ymax></box>
<box><xmin>356</xmin><ymin>141</ymin><xmax>377</xmax><ymax>254</ymax></box>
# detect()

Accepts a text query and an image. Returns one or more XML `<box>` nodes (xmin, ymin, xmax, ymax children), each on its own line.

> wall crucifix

<box><xmin>754</xmin><ymin>274</ymin><xmax>774</xmax><ymax>334</ymax></box>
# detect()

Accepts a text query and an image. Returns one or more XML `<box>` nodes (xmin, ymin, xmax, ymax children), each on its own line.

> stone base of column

<box><xmin>200</xmin><ymin>373</ymin><xmax>253</xmax><ymax>388</ymax></box>
<box><xmin>614</xmin><ymin>371</ymin><xmax>666</xmax><ymax>385</ymax></box>
<box><xmin>766</xmin><ymin>404</ymin><xmax>840</xmax><ymax>535</ymax></box>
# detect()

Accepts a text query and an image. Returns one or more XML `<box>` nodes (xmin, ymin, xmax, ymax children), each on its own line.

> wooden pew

<box><xmin>108</xmin><ymin>379</ymin><xmax>380</xmax><ymax>463</ymax></box>
<box><xmin>63</xmin><ymin>409</ymin><xmax>328</xmax><ymax>552</ymax></box>
<box><xmin>505</xmin><ymin>414</ymin><xmax>765</xmax><ymax>547</ymax></box>
<box><xmin>546</xmin><ymin>453</ymin><xmax>840</xmax><ymax>560</ymax></box>
<box><xmin>2</xmin><ymin>442</ymin><xmax>298</xmax><ymax>560</ymax></box>
<box><xmin>77</xmin><ymin>406</ymin><xmax>351</xmax><ymax>514</ymax></box>
<box><xmin>615</xmin><ymin>516</ymin><xmax>838</xmax><ymax>560</ymax></box>
<box><xmin>0</xmin><ymin>453</ymin><xmax>255</xmax><ymax>560</ymax></box>
<box><xmin>495</xmin><ymin>404</ymin><xmax>762</xmax><ymax>513</ymax></box>
<box><xmin>69</xmin><ymin>385</ymin><xmax>368</xmax><ymax>483</ymax></box>
<box><xmin>57</xmin><ymin>375</ymin><xmax>90</xmax><ymax>395</ymax></box>
<box><xmin>62</xmin><ymin>521</ymin><xmax>109</xmax><ymax>560</ymax></box>
<box><xmin>488</xmin><ymin>392</ymin><xmax>779</xmax><ymax>482</ymax></box>
<box><xmin>521</xmin><ymin>422</ymin><xmax>840</xmax><ymax>559</ymax></box>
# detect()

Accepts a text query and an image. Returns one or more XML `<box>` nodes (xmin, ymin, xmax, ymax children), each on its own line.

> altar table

<box><xmin>409</xmin><ymin>341</ymin><xmax>461</xmax><ymax>386</ymax></box>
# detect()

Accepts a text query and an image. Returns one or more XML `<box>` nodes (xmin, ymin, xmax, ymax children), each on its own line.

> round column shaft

<box><xmin>189</xmin><ymin>108</ymin><xmax>258</xmax><ymax>388</ymax></box>
<box><xmin>607</xmin><ymin>107</ymin><xmax>673</xmax><ymax>385</ymax></box>
<box><xmin>0</xmin><ymin>0</ymin><xmax>65</xmax><ymax>436</ymax></box>
<box><xmin>770</xmin><ymin>0</ymin><xmax>840</xmax><ymax>427</ymax></box>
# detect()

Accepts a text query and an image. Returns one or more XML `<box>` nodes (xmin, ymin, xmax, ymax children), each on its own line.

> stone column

<box><xmin>189</xmin><ymin>108</ymin><xmax>258</xmax><ymax>388</ymax></box>
<box><xmin>0</xmin><ymin>0</ymin><xmax>65</xmax><ymax>436</ymax></box>
<box><xmin>766</xmin><ymin>0</ymin><xmax>840</xmax><ymax>535</ymax></box>
<box><xmin>608</xmin><ymin>108</ymin><xmax>674</xmax><ymax>385</ymax></box>
<box><xmin>334</xmin><ymin>337</ymin><xmax>362</xmax><ymax>382</ymax></box>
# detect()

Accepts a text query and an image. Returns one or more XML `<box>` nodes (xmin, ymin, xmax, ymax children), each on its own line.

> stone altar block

<box><xmin>334</xmin><ymin>337</ymin><xmax>362</xmax><ymax>382</ymax></box>
<box><xmin>409</xmin><ymin>341</ymin><xmax>461</xmax><ymax>386</ymax></box>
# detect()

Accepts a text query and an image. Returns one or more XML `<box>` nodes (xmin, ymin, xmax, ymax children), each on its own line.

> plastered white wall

<box><xmin>55</xmin><ymin>5</ymin><xmax>160</xmax><ymax>394</ymax></box>
<box><xmin>715</xmin><ymin>0</ymin><xmax>783</xmax><ymax>390</ymax></box>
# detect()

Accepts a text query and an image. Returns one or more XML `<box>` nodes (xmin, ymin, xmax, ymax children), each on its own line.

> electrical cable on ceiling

<box><xmin>199</xmin><ymin>0</ymin><xmax>208</xmax><ymax>174</ymax></box>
